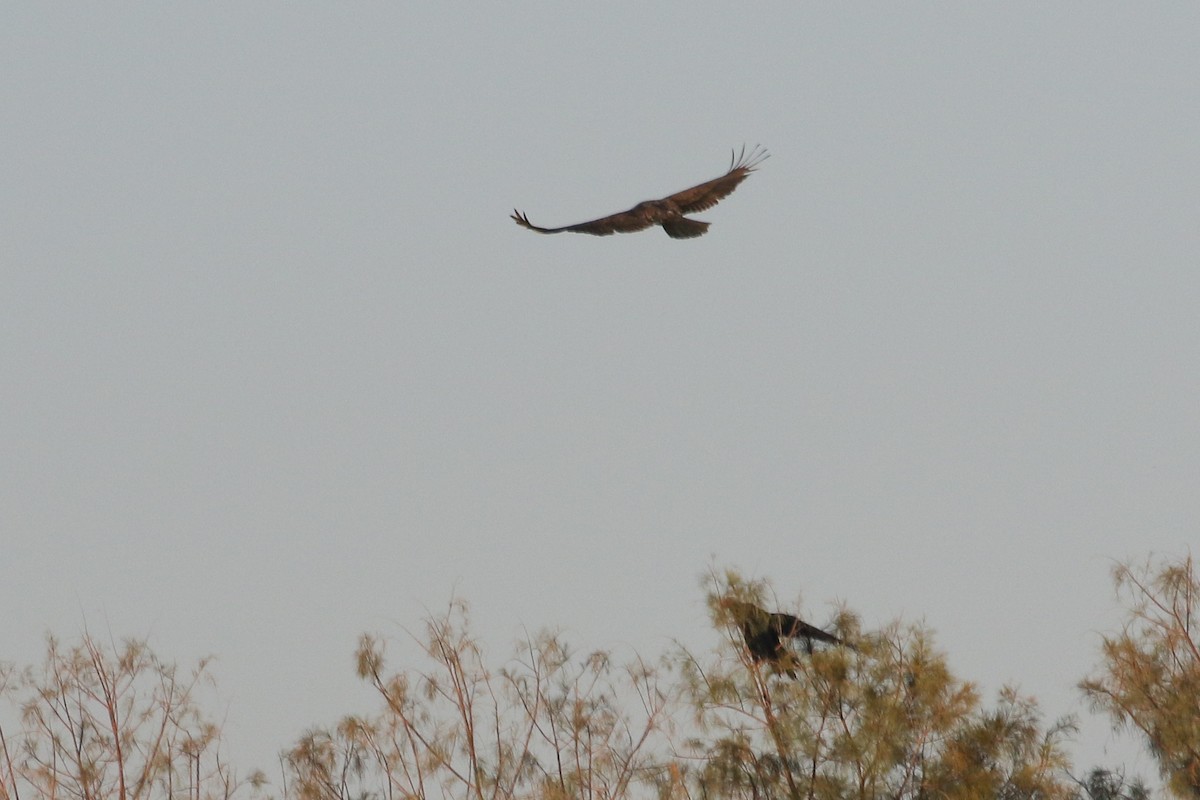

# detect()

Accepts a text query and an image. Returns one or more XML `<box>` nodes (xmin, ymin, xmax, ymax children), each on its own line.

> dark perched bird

<box><xmin>719</xmin><ymin>598</ymin><xmax>848</xmax><ymax>676</ymax></box>
<box><xmin>511</xmin><ymin>145</ymin><xmax>767</xmax><ymax>239</ymax></box>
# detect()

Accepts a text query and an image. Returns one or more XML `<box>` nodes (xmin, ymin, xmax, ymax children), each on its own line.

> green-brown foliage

<box><xmin>282</xmin><ymin>599</ymin><xmax>674</xmax><ymax>800</ymax></box>
<box><xmin>674</xmin><ymin>570</ymin><xmax>1077</xmax><ymax>800</ymax></box>
<box><xmin>17</xmin><ymin>561</ymin><xmax>1179</xmax><ymax>800</ymax></box>
<box><xmin>1081</xmin><ymin>554</ymin><xmax>1200</xmax><ymax>799</ymax></box>
<box><xmin>0</xmin><ymin>634</ymin><xmax>264</xmax><ymax>800</ymax></box>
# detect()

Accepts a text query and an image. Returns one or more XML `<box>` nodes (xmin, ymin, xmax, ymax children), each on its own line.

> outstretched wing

<box><xmin>510</xmin><ymin>208</ymin><xmax>655</xmax><ymax>236</ymax></box>
<box><xmin>512</xmin><ymin>145</ymin><xmax>767</xmax><ymax>236</ymax></box>
<box><xmin>770</xmin><ymin>611</ymin><xmax>844</xmax><ymax>647</ymax></box>
<box><xmin>660</xmin><ymin>144</ymin><xmax>769</xmax><ymax>214</ymax></box>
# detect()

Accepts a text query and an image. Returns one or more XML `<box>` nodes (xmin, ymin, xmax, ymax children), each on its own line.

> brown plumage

<box><xmin>719</xmin><ymin>598</ymin><xmax>849</xmax><ymax>677</ymax></box>
<box><xmin>512</xmin><ymin>145</ymin><xmax>767</xmax><ymax>239</ymax></box>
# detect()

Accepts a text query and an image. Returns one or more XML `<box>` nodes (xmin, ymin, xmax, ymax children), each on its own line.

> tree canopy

<box><xmin>1082</xmin><ymin>554</ymin><xmax>1200</xmax><ymax>799</ymax></box>
<box><xmin>6</xmin><ymin>555</ymin><xmax>1198</xmax><ymax>800</ymax></box>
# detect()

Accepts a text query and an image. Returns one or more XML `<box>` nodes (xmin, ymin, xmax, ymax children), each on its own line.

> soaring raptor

<box><xmin>512</xmin><ymin>145</ymin><xmax>767</xmax><ymax>239</ymax></box>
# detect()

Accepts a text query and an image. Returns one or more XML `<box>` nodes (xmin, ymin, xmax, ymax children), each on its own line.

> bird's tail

<box><xmin>662</xmin><ymin>218</ymin><xmax>710</xmax><ymax>239</ymax></box>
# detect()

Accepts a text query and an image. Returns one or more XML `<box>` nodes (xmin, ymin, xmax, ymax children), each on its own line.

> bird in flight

<box><xmin>511</xmin><ymin>145</ymin><xmax>768</xmax><ymax>239</ymax></box>
<box><xmin>719</xmin><ymin>598</ymin><xmax>850</xmax><ymax>677</ymax></box>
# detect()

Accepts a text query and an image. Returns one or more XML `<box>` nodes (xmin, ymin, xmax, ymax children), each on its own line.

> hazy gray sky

<box><xmin>3</xmin><ymin>2</ymin><xmax>1198</xmax><ymax>784</ymax></box>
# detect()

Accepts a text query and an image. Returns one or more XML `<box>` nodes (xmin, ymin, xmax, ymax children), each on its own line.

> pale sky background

<box><xmin>3</xmin><ymin>3</ymin><xmax>1198</xmax><ymax>788</ymax></box>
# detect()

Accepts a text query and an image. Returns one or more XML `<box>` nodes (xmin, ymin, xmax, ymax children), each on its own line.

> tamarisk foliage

<box><xmin>1082</xmin><ymin>554</ymin><xmax>1200</xmax><ymax>799</ymax></box>
<box><xmin>283</xmin><ymin>599</ymin><xmax>674</xmax><ymax>800</ymax></box>
<box><xmin>673</xmin><ymin>571</ymin><xmax>1077</xmax><ymax>800</ymax></box>
<box><xmin>0</xmin><ymin>634</ymin><xmax>264</xmax><ymax>800</ymax></box>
